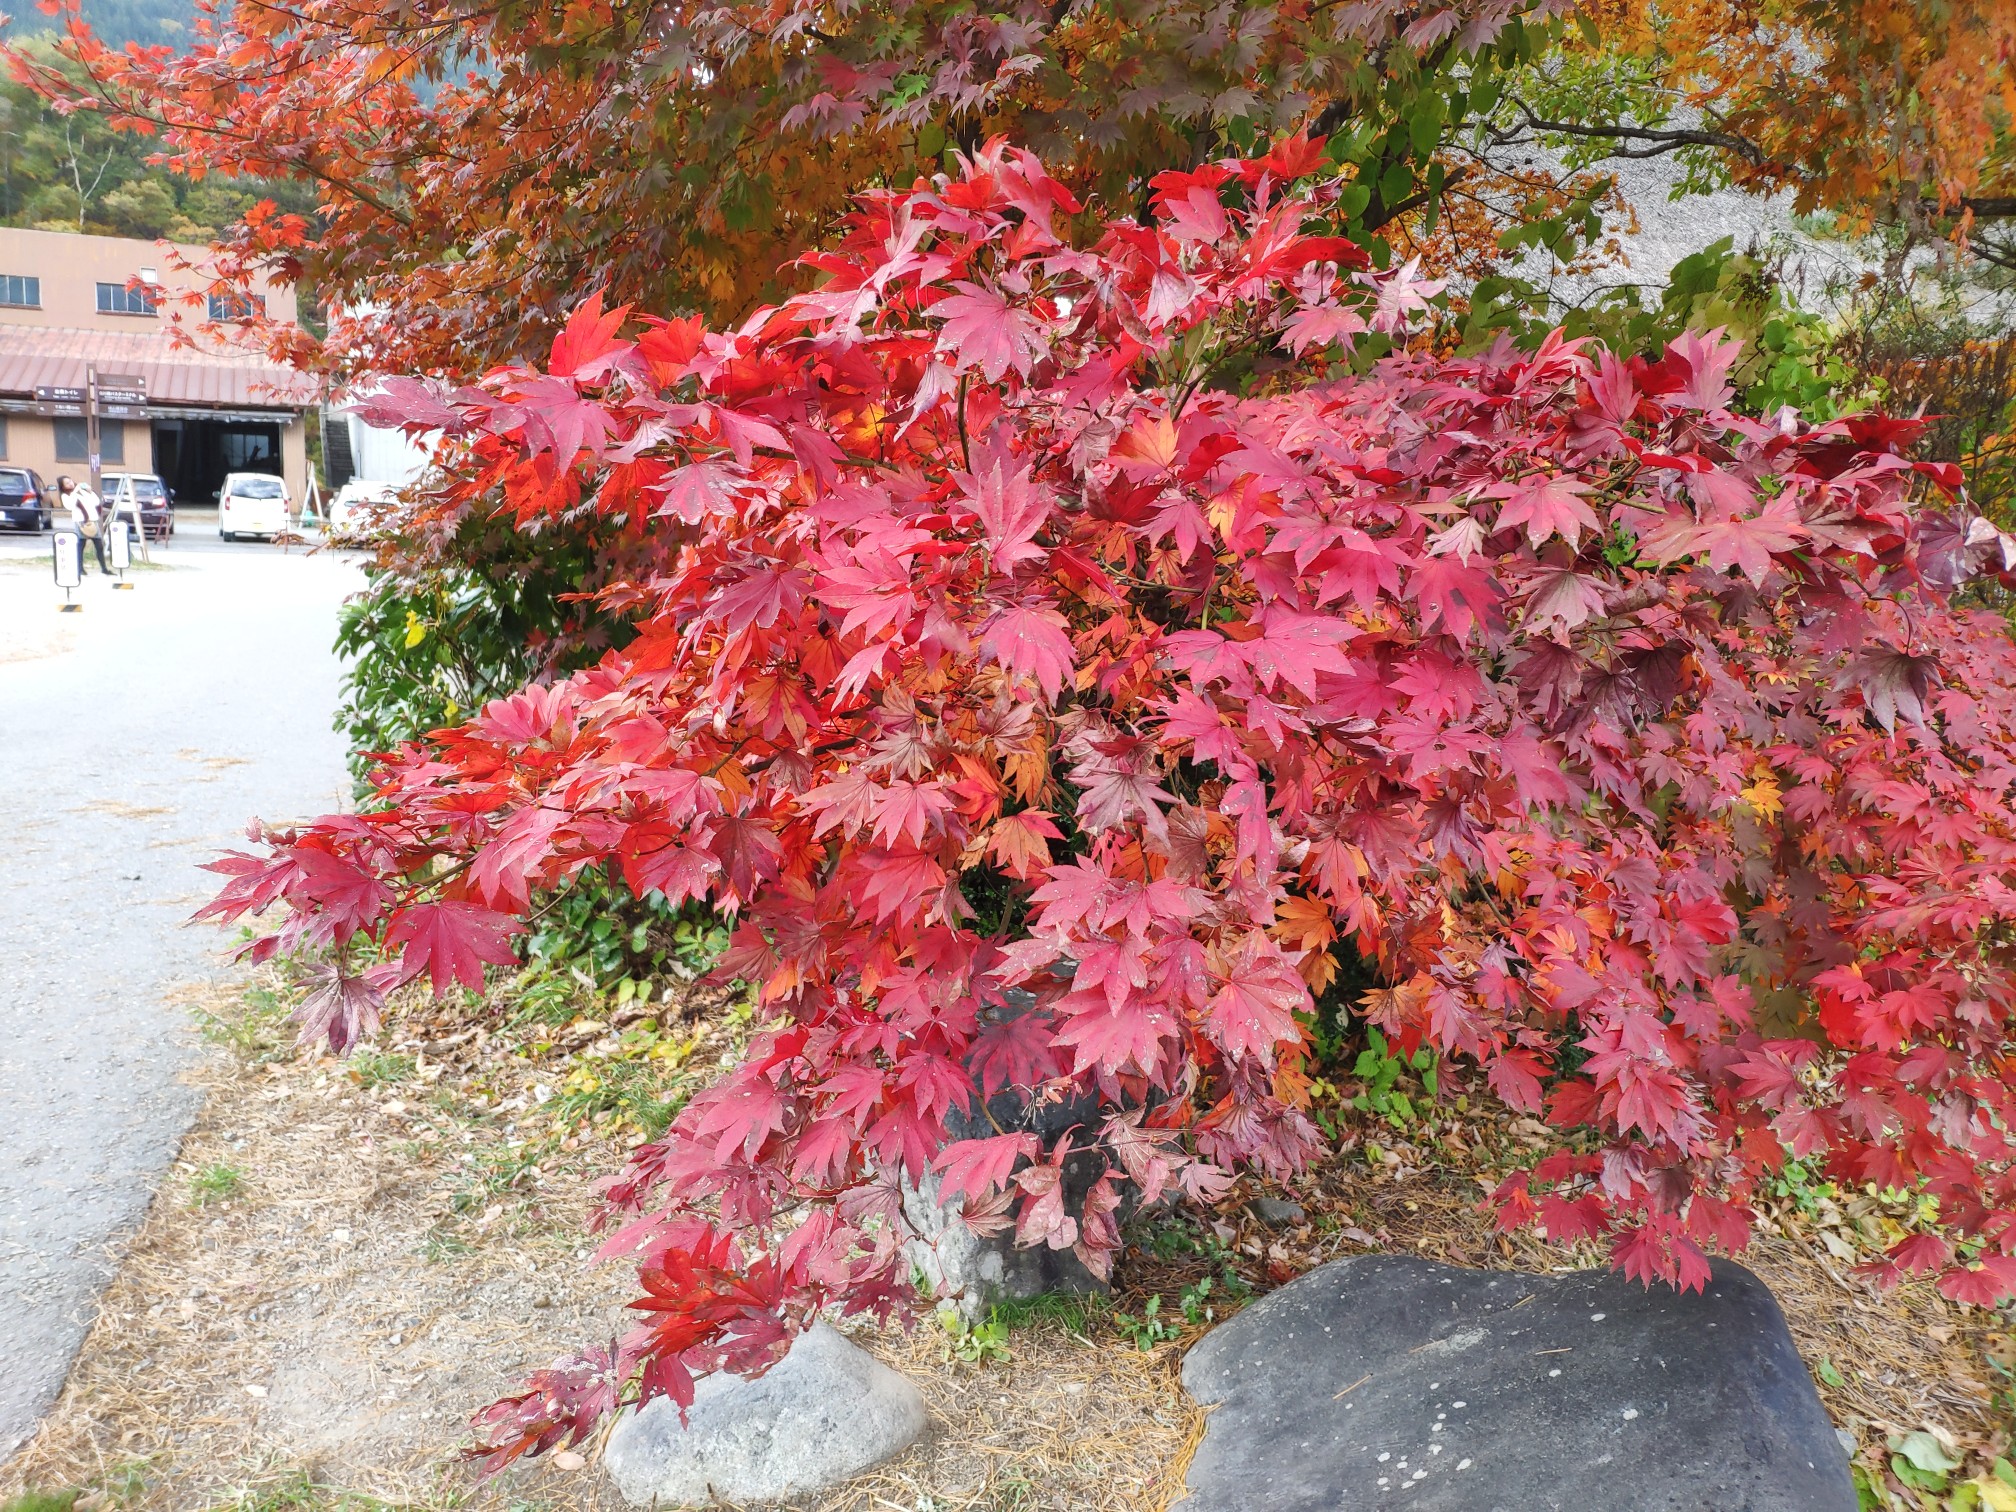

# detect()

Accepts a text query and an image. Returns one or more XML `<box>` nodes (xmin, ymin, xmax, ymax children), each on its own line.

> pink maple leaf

<box><xmin>980</xmin><ymin>604</ymin><xmax>1075</xmax><ymax>700</ymax></box>
<box><xmin>1206</xmin><ymin>938</ymin><xmax>1309</xmax><ymax>1065</ymax></box>
<box><xmin>933</xmin><ymin>281</ymin><xmax>1046</xmax><ymax>381</ymax></box>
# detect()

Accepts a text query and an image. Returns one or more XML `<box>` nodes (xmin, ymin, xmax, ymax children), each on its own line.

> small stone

<box><xmin>550</xmin><ymin>1450</ymin><xmax>586</xmax><ymax>1471</ymax></box>
<box><xmin>1249</xmin><ymin>1197</ymin><xmax>1307</xmax><ymax>1226</ymax></box>
<box><xmin>603</xmin><ymin>1324</ymin><xmax>925</xmax><ymax>1507</ymax></box>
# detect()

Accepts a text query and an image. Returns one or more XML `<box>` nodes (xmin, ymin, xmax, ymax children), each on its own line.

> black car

<box><xmin>103</xmin><ymin>472</ymin><xmax>175</xmax><ymax>540</ymax></box>
<box><xmin>0</xmin><ymin>467</ymin><xmax>49</xmax><ymax>531</ymax></box>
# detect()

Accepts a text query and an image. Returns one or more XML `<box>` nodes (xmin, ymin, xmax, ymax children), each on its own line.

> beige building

<box><xmin>0</xmin><ymin>227</ymin><xmax>315</xmax><ymax>504</ymax></box>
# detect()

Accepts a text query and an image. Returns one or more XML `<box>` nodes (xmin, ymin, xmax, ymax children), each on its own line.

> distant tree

<box><xmin>0</xmin><ymin>0</ymin><xmax>190</xmax><ymax>52</ymax></box>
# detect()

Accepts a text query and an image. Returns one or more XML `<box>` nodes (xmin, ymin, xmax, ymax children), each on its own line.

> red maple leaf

<box><xmin>933</xmin><ymin>1133</ymin><xmax>1039</xmax><ymax>1202</ymax></box>
<box><xmin>385</xmin><ymin>901</ymin><xmax>521</xmax><ymax>996</ymax></box>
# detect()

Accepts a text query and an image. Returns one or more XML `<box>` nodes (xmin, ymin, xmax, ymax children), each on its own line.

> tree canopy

<box><xmin>20</xmin><ymin>0</ymin><xmax>2012</xmax><ymax>376</ymax></box>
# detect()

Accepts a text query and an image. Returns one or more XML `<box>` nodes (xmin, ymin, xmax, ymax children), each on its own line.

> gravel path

<box><xmin>0</xmin><ymin>533</ymin><xmax>362</xmax><ymax>1458</ymax></box>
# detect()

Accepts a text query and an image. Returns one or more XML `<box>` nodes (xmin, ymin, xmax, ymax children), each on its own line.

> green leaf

<box><xmin>1379</xmin><ymin>161</ymin><xmax>1414</xmax><ymax>209</ymax></box>
<box><xmin>1816</xmin><ymin>1356</ymin><xmax>1845</xmax><ymax>1389</ymax></box>
<box><xmin>1889</xmin><ymin>1430</ymin><xmax>1963</xmax><ymax>1475</ymax></box>
<box><xmin>1407</xmin><ymin>101</ymin><xmax>1443</xmax><ymax>158</ymax></box>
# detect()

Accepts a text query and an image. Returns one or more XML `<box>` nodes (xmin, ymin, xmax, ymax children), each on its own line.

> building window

<box><xmin>0</xmin><ymin>415</ymin><xmax>9</xmax><ymax>457</ymax></box>
<box><xmin>207</xmin><ymin>291</ymin><xmax>267</xmax><ymax>321</ymax></box>
<box><xmin>0</xmin><ymin>275</ymin><xmax>39</xmax><ymax>308</ymax></box>
<box><xmin>96</xmin><ymin>282</ymin><xmax>156</xmax><ymax>316</ymax></box>
<box><xmin>54</xmin><ymin>418</ymin><xmax>124</xmax><ymax>464</ymax></box>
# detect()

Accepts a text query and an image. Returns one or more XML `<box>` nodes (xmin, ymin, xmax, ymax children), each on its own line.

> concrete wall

<box><xmin>332</xmin><ymin>407</ymin><xmax>435</xmax><ymax>488</ymax></box>
<box><xmin>282</xmin><ymin>417</ymin><xmax>306</xmax><ymax>503</ymax></box>
<box><xmin>0</xmin><ymin>227</ymin><xmax>299</xmax><ymax>331</ymax></box>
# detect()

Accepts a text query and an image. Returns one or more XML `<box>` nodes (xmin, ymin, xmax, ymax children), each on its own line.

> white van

<box><xmin>218</xmin><ymin>472</ymin><xmax>290</xmax><ymax>541</ymax></box>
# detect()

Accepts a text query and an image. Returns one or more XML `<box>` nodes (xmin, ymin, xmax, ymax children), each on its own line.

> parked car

<box><xmin>102</xmin><ymin>471</ymin><xmax>174</xmax><ymax>541</ymax></box>
<box><xmin>327</xmin><ymin>478</ymin><xmax>399</xmax><ymax>532</ymax></box>
<box><xmin>218</xmin><ymin>471</ymin><xmax>289</xmax><ymax>540</ymax></box>
<box><xmin>0</xmin><ymin>467</ymin><xmax>50</xmax><ymax>531</ymax></box>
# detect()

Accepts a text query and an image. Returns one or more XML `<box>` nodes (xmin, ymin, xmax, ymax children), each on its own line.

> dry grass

<box><xmin>3</xmin><ymin>974</ymin><xmax>2008</xmax><ymax>1510</ymax></box>
<box><xmin>0</xmin><ymin>974</ymin><xmax>1199</xmax><ymax>1512</ymax></box>
<box><xmin>0</xmin><ymin>977</ymin><xmax>624</xmax><ymax>1511</ymax></box>
<box><xmin>817</xmin><ymin>1321</ymin><xmax>1198</xmax><ymax>1512</ymax></box>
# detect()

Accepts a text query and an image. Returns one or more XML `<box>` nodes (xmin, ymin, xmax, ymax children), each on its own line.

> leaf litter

<box><xmin>2</xmin><ymin>972</ymin><xmax>2006</xmax><ymax>1510</ymax></box>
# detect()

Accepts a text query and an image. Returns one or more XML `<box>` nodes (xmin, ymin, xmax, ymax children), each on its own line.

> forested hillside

<box><xmin>2</xmin><ymin>0</ymin><xmax>192</xmax><ymax>52</ymax></box>
<box><xmin>0</xmin><ymin>37</ymin><xmax>315</xmax><ymax>242</ymax></box>
<box><xmin>0</xmin><ymin>0</ymin><xmax>317</xmax><ymax>241</ymax></box>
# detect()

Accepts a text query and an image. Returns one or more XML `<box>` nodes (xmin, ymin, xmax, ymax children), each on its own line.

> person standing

<box><xmin>57</xmin><ymin>475</ymin><xmax>108</xmax><ymax>574</ymax></box>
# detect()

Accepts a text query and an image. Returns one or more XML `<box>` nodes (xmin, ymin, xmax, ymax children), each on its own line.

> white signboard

<box><xmin>53</xmin><ymin>530</ymin><xmax>80</xmax><ymax>589</ymax></box>
<box><xmin>108</xmin><ymin>520</ymin><xmax>131</xmax><ymax>573</ymax></box>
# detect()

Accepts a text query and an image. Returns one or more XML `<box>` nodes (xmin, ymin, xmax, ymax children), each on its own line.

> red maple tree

<box><xmin>203</xmin><ymin>140</ymin><xmax>2016</xmax><ymax>1463</ymax></box>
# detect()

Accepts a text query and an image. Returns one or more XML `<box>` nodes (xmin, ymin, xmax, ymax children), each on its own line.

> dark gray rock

<box><xmin>905</xmin><ymin>985</ymin><xmax>1117</xmax><ymax>1320</ymax></box>
<box><xmin>904</xmin><ymin>1081</ymin><xmax>1112</xmax><ymax>1321</ymax></box>
<box><xmin>602</xmin><ymin>1324</ymin><xmax>925</xmax><ymax>1507</ymax></box>
<box><xmin>1179</xmin><ymin>1255</ymin><xmax>1855</xmax><ymax>1512</ymax></box>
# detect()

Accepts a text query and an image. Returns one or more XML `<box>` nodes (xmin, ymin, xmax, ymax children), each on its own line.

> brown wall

<box><xmin>0</xmin><ymin>412</ymin><xmax>307</xmax><ymax>504</ymax></box>
<box><xmin>0</xmin><ymin>227</ymin><xmax>298</xmax><ymax>332</ymax></box>
<box><xmin>0</xmin><ymin>413</ymin><xmax>151</xmax><ymax>483</ymax></box>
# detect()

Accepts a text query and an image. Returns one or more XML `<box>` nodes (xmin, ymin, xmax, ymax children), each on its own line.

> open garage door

<box><xmin>152</xmin><ymin>416</ymin><xmax>284</xmax><ymax>504</ymax></box>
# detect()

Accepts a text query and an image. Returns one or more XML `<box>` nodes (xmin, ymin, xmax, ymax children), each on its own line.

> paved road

<box><xmin>0</xmin><ymin>527</ymin><xmax>363</xmax><ymax>1459</ymax></box>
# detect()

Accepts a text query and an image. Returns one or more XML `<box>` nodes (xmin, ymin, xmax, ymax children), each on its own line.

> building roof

<box><xmin>0</xmin><ymin>324</ymin><xmax>318</xmax><ymax>411</ymax></box>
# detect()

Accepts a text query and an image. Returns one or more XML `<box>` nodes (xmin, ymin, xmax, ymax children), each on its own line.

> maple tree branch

<box><xmin>955</xmin><ymin>373</ymin><xmax>972</xmax><ymax>472</ymax></box>
<box><xmin>1951</xmin><ymin>196</ymin><xmax>2016</xmax><ymax>220</ymax></box>
<box><xmin>1365</xmin><ymin>165</ymin><xmax>1471</xmax><ymax>232</ymax></box>
<box><xmin>1968</xmin><ymin>237</ymin><xmax>2016</xmax><ymax>272</ymax></box>
<box><xmin>1508</xmin><ymin>105</ymin><xmax>1769</xmax><ymax>169</ymax></box>
<box><xmin>17</xmin><ymin>52</ymin><xmax>419</xmax><ymax>228</ymax></box>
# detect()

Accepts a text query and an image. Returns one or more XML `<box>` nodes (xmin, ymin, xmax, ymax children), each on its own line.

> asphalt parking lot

<box><xmin>0</xmin><ymin>517</ymin><xmax>364</xmax><ymax>1455</ymax></box>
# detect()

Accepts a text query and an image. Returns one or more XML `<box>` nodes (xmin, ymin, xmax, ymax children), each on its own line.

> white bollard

<box><xmin>53</xmin><ymin>529</ymin><xmax>81</xmax><ymax>611</ymax></box>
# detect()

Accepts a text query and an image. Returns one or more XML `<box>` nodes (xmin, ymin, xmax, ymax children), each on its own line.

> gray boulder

<box><xmin>1179</xmin><ymin>1255</ymin><xmax>1854</xmax><ymax>1512</ymax></box>
<box><xmin>602</xmin><ymin>1323</ymin><xmax>925</xmax><ymax>1507</ymax></box>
